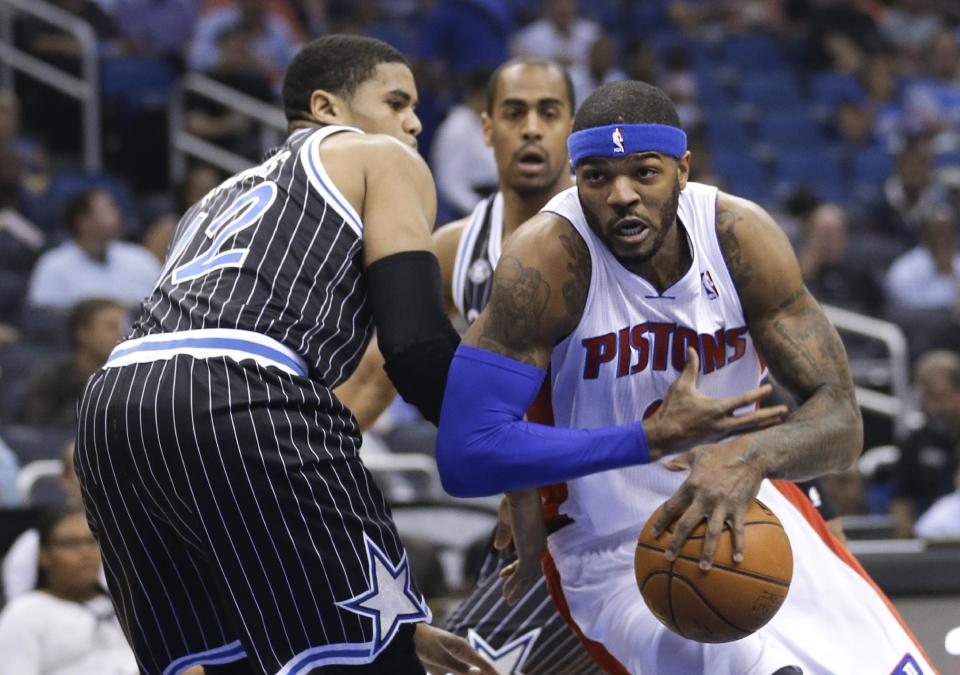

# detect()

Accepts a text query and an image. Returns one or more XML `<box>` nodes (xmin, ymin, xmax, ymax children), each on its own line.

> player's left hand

<box><xmin>414</xmin><ymin>623</ymin><xmax>498</xmax><ymax>675</ymax></box>
<box><xmin>650</xmin><ymin>436</ymin><xmax>765</xmax><ymax>570</ymax></box>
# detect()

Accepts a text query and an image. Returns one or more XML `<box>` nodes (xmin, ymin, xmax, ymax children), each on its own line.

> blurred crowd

<box><xmin>1</xmin><ymin>0</ymin><xmax>960</xmax><ymax>669</ymax></box>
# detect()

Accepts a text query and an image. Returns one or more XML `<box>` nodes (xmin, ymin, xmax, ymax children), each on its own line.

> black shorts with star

<box><xmin>76</xmin><ymin>358</ymin><xmax>430</xmax><ymax>675</ymax></box>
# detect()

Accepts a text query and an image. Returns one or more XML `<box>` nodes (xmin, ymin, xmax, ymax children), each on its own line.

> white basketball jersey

<box><xmin>542</xmin><ymin>182</ymin><xmax>766</xmax><ymax>538</ymax></box>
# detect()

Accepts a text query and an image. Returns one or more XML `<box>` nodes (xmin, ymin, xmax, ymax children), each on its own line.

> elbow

<box><xmin>839</xmin><ymin>398</ymin><xmax>864</xmax><ymax>471</ymax></box>
<box><xmin>435</xmin><ymin>436</ymin><xmax>492</xmax><ymax>499</ymax></box>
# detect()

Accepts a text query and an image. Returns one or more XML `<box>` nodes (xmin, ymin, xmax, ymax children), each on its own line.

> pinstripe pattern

<box><xmin>442</xmin><ymin>197</ymin><xmax>602</xmax><ymax>674</ymax></box>
<box><xmin>76</xmin><ymin>126</ymin><xmax>428</xmax><ymax>674</ymax></box>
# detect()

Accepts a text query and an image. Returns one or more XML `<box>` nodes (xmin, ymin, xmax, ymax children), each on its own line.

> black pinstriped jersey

<box><xmin>451</xmin><ymin>191</ymin><xmax>503</xmax><ymax>325</ymax></box>
<box><xmin>132</xmin><ymin>126</ymin><xmax>370</xmax><ymax>388</ymax></box>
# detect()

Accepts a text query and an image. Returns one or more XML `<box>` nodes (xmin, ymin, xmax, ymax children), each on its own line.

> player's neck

<box><xmin>500</xmin><ymin>175</ymin><xmax>574</xmax><ymax>239</ymax></box>
<box><xmin>633</xmin><ymin>219</ymin><xmax>692</xmax><ymax>292</ymax></box>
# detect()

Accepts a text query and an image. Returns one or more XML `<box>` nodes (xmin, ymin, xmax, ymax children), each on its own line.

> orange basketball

<box><xmin>635</xmin><ymin>498</ymin><xmax>793</xmax><ymax>643</ymax></box>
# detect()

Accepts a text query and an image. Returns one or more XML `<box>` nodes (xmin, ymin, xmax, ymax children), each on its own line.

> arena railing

<box><xmin>821</xmin><ymin>304</ymin><xmax>910</xmax><ymax>439</ymax></box>
<box><xmin>0</xmin><ymin>0</ymin><xmax>100</xmax><ymax>172</ymax></box>
<box><xmin>169</xmin><ymin>72</ymin><xmax>287</xmax><ymax>183</ymax></box>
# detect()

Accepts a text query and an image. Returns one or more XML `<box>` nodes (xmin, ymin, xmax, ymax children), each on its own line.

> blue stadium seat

<box><xmin>0</xmin><ymin>270</ymin><xmax>28</xmax><ymax>325</ymax></box>
<box><xmin>101</xmin><ymin>56</ymin><xmax>176</xmax><ymax>112</ymax></box>
<box><xmin>853</xmin><ymin>144</ymin><xmax>895</xmax><ymax>192</ymax></box>
<box><xmin>810</xmin><ymin>72</ymin><xmax>865</xmax><ymax>110</ymax></box>
<box><xmin>775</xmin><ymin>149</ymin><xmax>846</xmax><ymax>202</ymax></box>
<box><xmin>934</xmin><ymin>151</ymin><xmax>960</xmax><ymax>169</ymax></box>
<box><xmin>0</xmin><ymin>425</ymin><xmax>75</xmax><ymax>464</ymax></box>
<box><xmin>705</xmin><ymin>112</ymin><xmax>750</xmax><ymax>148</ymax></box>
<box><xmin>720</xmin><ymin>35</ymin><xmax>784</xmax><ymax>70</ymax></box>
<box><xmin>757</xmin><ymin>110</ymin><xmax>823</xmax><ymax>148</ymax></box>
<box><xmin>710</xmin><ymin>150</ymin><xmax>771</xmax><ymax>203</ymax></box>
<box><xmin>738</xmin><ymin>71</ymin><xmax>803</xmax><ymax>108</ymax></box>
<box><xmin>0</xmin><ymin>344</ymin><xmax>66</xmax><ymax>422</ymax></box>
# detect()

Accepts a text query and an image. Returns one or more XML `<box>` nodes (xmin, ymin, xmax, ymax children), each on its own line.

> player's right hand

<box><xmin>496</xmin><ymin>489</ymin><xmax>546</xmax><ymax>605</ymax></box>
<box><xmin>415</xmin><ymin>623</ymin><xmax>498</xmax><ymax>675</ymax></box>
<box><xmin>644</xmin><ymin>348</ymin><xmax>788</xmax><ymax>456</ymax></box>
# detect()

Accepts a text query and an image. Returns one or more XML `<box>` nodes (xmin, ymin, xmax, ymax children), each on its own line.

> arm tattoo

<box><xmin>558</xmin><ymin>231</ymin><xmax>591</xmax><ymax>318</ymax></box>
<box><xmin>477</xmin><ymin>256</ymin><xmax>551</xmax><ymax>366</ymax></box>
<box><xmin>716</xmin><ymin>207</ymin><xmax>752</xmax><ymax>291</ymax></box>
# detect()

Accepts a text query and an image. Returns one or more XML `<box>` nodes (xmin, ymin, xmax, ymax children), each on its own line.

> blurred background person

<box><xmin>0</xmin><ymin>506</ymin><xmax>136</xmax><ymax>675</ymax></box>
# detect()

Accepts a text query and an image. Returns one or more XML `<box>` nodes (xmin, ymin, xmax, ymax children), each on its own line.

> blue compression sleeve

<box><xmin>436</xmin><ymin>345</ymin><xmax>650</xmax><ymax>498</ymax></box>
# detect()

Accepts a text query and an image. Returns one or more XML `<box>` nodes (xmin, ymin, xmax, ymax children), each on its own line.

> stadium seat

<box><xmin>810</xmin><ymin>72</ymin><xmax>865</xmax><ymax>111</ymax></box>
<box><xmin>720</xmin><ymin>34</ymin><xmax>784</xmax><ymax>71</ymax></box>
<box><xmin>0</xmin><ymin>343</ymin><xmax>66</xmax><ymax>422</ymax></box>
<box><xmin>775</xmin><ymin>149</ymin><xmax>846</xmax><ymax>202</ymax></box>
<box><xmin>101</xmin><ymin>56</ymin><xmax>176</xmax><ymax>114</ymax></box>
<box><xmin>738</xmin><ymin>71</ymin><xmax>804</xmax><ymax>108</ymax></box>
<box><xmin>16</xmin><ymin>459</ymin><xmax>65</xmax><ymax>506</ymax></box>
<box><xmin>757</xmin><ymin>109</ymin><xmax>823</xmax><ymax>149</ymax></box>
<box><xmin>853</xmin><ymin>144</ymin><xmax>895</xmax><ymax>195</ymax></box>
<box><xmin>0</xmin><ymin>425</ymin><xmax>74</xmax><ymax>464</ymax></box>
<box><xmin>0</xmin><ymin>270</ymin><xmax>28</xmax><ymax>325</ymax></box>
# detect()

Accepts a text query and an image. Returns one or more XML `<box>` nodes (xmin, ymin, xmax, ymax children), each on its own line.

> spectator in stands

<box><xmin>26</xmin><ymin>190</ymin><xmax>160</xmax><ymax>309</ymax></box>
<box><xmin>797</xmin><ymin>0</ymin><xmax>882</xmax><ymax>73</ymax></box>
<box><xmin>417</xmin><ymin>0</ymin><xmax>514</xmax><ymax>74</ymax></box>
<box><xmin>429</xmin><ymin>69</ymin><xmax>498</xmax><ymax>217</ymax></box>
<box><xmin>3</xmin><ymin>442</ymin><xmax>85</xmax><ymax>601</ymax></box>
<box><xmin>859</xmin><ymin>52</ymin><xmax>902</xmax><ymax>148</ymax></box>
<box><xmin>914</xmin><ymin>464</ymin><xmax>960</xmax><ymax>538</ymax></box>
<box><xmin>884</xmin><ymin>201</ymin><xmax>960</xmax><ymax>310</ymax></box>
<box><xmin>878</xmin><ymin>0</ymin><xmax>943</xmax><ymax>67</ymax></box>
<box><xmin>901</xmin><ymin>28</ymin><xmax>960</xmax><ymax>151</ymax></box>
<box><xmin>889</xmin><ymin>350</ymin><xmax>960</xmax><ymax>537</ymax></box>
<box><xmin>512</xmin><ymin>0</ymin><xmax>599</xmax><ymax>70</ymax></box>
<box><xmin>799</xmin><ymin>203</ymin><xmax>884</xmax><ymax>315</ymax></box>
<box><xmin>18</xmin><ymin>0</ymin><xmax>121</xmax><ymax>65</ymax></box>
<box><xmin>874</xmin><ymin>134</ymin><xmax>945</xmax><ymax>240</ymax></box>
<box><xmin>0</xmin><ymin>507</ymin><xmax>137</xmax><ymax>675</ymax></box>
<box><xmin>16</xmin><ymin>299</ymin><xmax>126</xmax><ymax>426</ymax></box>
<box><xmin>0</xmin><ymin>90</ymin><xmax>48</xmax><ymax>196</ymax></box>
<box><xmin>188</xmin><ymin>0</ymin><xmax>302</xmax><ymax>89</ymax></box>
<box><xmin>570</xmin><ymin>36</ymin><xmax>626</xmax><ymax>107</ymax></box>
<box><xmin>0</xmin><ymin>140</ymin><xmax>44</xmax><ymax>254</ymax></box>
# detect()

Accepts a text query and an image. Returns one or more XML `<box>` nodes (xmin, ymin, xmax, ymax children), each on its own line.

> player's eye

<box><xmin>387</xmin><ymin>99</ymin><xmax>405</xmax><ymax>111</ymax></box>
<box><xmin>503</xmin><ymin>107</ymin><xmax>523</xmax><ymax>121</ymax></box>
<box><xmin>637</xmin><ymin>167</ymin><xmax>658</xmax><ymax>179</ymax></box>
<box><xmin>584</xmin><ymin>169</ymin><xmax>607</xmax><ymax>183</ymax></box>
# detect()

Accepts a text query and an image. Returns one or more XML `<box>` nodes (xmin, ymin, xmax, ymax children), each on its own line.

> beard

<box><xmin>580</xmin><ymin>178</ymin><xmax>681</xmax><ymax>266</ymax></box>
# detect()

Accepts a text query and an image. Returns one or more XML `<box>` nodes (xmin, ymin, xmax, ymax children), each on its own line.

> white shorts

<box><xmin>545</xmin><ymin>474</ymin><xmax>936</xmax><ymax>675</ymax></box>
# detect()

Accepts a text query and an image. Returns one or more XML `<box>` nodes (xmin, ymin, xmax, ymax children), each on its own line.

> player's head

<box><xmin>569</xmin><ymin>80</ymin><xmax>690</xmax><ymax>267</ymax></box>
<box><xmin>282</xmin><ymin>35</ymin><xmax>421</xmax><ymax>148</ymax></box>
<box><xmin>482</xmin><ymin>58</ymin><xmax>575</xmax><ymax>197</ymax></box>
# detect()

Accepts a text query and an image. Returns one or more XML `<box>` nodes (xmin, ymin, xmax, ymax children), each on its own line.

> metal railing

<box><xmin>169</xmin><ymin>72</ymin><xmax>287</xmax><ymax>182</ymax></box>
<box><xmin>822</xmin><ymin>304</ymin><xmax>910</xmax><ymax>439</ymax></box>
<box><xmin>0</xmin><ymin>0</ymin><xmax>100</xmax><ymax>171</ymax></box>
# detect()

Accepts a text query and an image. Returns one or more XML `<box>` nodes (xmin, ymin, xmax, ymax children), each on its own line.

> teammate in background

<box><xmin>76</xmin><ymin>35</ymin><xmax>495</xmax><ymax>675</ymax></box>
<box><xmin>436</xmin><ymin>81</ymin><xmax>935</xmax><ymax>673</ymax></box>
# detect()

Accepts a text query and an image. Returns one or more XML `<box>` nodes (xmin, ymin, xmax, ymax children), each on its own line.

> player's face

<box><xmin>345</xmin><ymin>62</ymin><xmax>421</xmax><ymax>149</ymax></box>
<box><xmin>576</xmin><ymin>151</ymin><xmax>689</xmax><ymax>268</ymax></box>
<box><xmin>482</xmin><ymin>64</ymin><xmax>572</xmax><ymax>196</ymax></box>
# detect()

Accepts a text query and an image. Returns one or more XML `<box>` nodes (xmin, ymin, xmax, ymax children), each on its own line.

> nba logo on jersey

<box><xmin>892</xmin><ymin>653</ymin><xmax>924</xmax><ymax>674</ymax></box>
<box><xmin>612</xmin><ymin>127</ymin><xmax>625</xmax><ymax>153</ymax></box>
<box><xmin>701</xmin><ymin>270</ymin><xmax>719</xmax><ymax>300</ymax></box>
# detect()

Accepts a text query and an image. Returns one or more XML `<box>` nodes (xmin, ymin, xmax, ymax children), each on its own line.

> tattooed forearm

<box><xmin>476</xmin><ymin>256</ymin><xmax>551</xmax><ymax>366</ymax></box>
<box><xmin>716</xmin><ymin>207</ymin><xmax>752</xmax><ymax>291</ymax></box>
<box><xmin>745</xmin><ymin>295</ymin><xmax>862</xmax><ymax>479</ymax></box>
<box><xmin>558</xmin><ymin>231</ymin><xmax>591</xmax><ymax>318</ymax></box>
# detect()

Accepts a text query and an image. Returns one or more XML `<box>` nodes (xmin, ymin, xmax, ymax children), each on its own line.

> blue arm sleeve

<box><xmin>436</xmin><ymin>345</ymin><xmax>650</xmax><ymax>498</ymax></box>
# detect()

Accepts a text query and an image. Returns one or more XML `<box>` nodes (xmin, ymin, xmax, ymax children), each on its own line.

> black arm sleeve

<box><xmin>364</xmin><ymin>250</ymin><xmax>460</xmax><ymax>425</ymax></box>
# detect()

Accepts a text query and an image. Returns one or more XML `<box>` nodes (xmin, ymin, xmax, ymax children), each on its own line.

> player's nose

<box><xmin>521</xmin><ymin>110</ymin><xmax>543</xmax><ymax>140</ymax></box>
<box><xmin>405</xmin><ymin>111</ymin><xmax>422</xmax><ymax>139</ymax></box>
<box><xmin>607</xmin><ymin>175</ymin><xmax>639</xmax><ymax>209</ymax></box>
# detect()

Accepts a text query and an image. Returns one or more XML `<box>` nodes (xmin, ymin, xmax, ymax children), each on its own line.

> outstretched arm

<box><xmin>435</xmin><ymin>215</ymin><xmax>784</xmax><ymax>497</ymax></box>
<box><xmin>652</xmin><ymin>193</ymin><xmax>861</xmax><ymax>568</ymax></box>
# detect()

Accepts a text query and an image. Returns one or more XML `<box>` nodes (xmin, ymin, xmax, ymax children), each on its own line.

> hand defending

<box><xmin>414</xmin><ymin>623</ymin><xmax>497</xmax><ymax>675</ymax></box>
<box><xmin>495</xmin><ymin>489</ymin><xmax>546</xmax><ymax>605</ymax></box>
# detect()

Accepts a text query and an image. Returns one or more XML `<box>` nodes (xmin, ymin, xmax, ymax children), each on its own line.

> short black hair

<box><xmin>485</xmin><ymin>57</ymin><xmax>576</xmax><ymax>115</ymax></box>
<box><xmin>281</xmin><ymin>35</ymin><xmax>408</xmax><ymax>123</ymax></box>
<box><xmin>63</xmin><ymin>189</ymin><xmax>100</xmax><ymax>236</ymax></box>
<box><xmin>572</xmin><ymin>80</ymin><xmax>681</xmax><ymax>132</ymax></box>
<box><xmin>69</xmin><ymin>297</ymin><xmax>124</xmax><ymax>344</ymax></box>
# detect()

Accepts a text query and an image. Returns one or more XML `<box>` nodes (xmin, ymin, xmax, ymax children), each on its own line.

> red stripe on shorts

<box><xmin>771</xmin><ymin>479</ymin><xmax>937</xmax><ymax>671</ymax></box>
<box><xmin>542</xmin><ymin>550</ymin><xmax>631</xmax><ymax>675</ymax></box>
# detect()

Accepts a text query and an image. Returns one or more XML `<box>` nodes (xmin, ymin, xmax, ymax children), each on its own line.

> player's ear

<box><xmin>309</xmin><ymin>89</ymin><xmax>347</xmax><ymax>125</ymax></box>
<box><xmin>481</xmin><ymin>111</ymin><xmax>493</xmax><ymax>147</ymax></box>
<box><xmin>677</xmin><ymin>150</ymin><xmax>691</xmax><ymax>191</ymax></box>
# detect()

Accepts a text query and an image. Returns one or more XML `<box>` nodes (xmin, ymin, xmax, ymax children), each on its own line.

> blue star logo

<box><xmin>336</xmin><ymin>534</ymin><xmax>431</xmax><ymax>655</ymax></box>
<box><xmin>467</xmin><ymin>628</ymin><xmax>541</xmax><ymax>674</ymax></box>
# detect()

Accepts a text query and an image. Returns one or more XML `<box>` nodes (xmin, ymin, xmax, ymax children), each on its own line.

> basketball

<box><xmin>634</xmin><ymin>498</ymin><xmax>793</xmax><ymax>643</ymax></box>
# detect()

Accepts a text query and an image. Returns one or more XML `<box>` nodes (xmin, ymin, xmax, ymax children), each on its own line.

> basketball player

<box><xmin>436</xmin><ymin>81</ymin><xmax>935</xmax><ymax>674</ymax></box>
<box><xmin>74</xmin><ymin>35</ymin><xmax>498</xmax><ymax>675</ymax></box>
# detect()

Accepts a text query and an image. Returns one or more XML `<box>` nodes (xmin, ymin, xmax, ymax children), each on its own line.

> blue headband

<box><xmin>568</xmin><ymin>123</ymin><xmax>687</xmax><ymax>168</ymax></box>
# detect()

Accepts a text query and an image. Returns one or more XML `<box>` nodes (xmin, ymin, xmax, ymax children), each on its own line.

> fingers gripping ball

<box><xmin>635</xmin><ymin>499</ymin><xmax>793</xmax><ymax>643</ymax></box>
